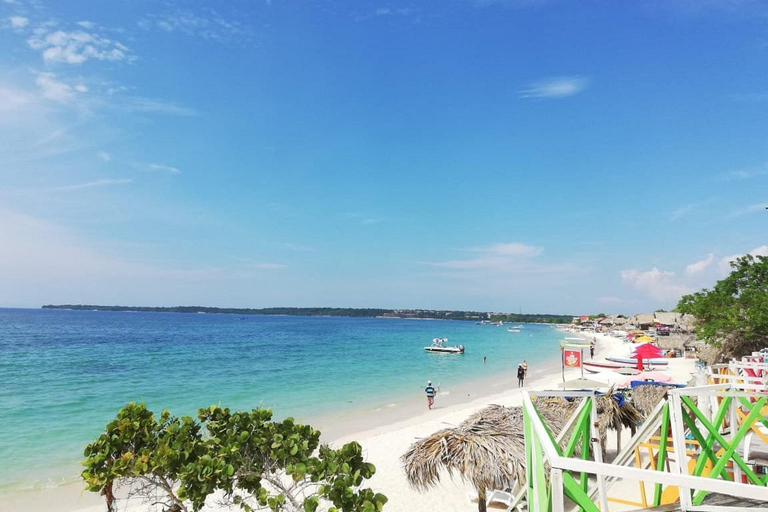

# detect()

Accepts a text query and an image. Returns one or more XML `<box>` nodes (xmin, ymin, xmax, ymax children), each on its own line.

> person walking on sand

<box><xmin>590</xmin><ymin>342</ymin><xmax>595</xmax><ymax>359</ymax></box>
<box><xmin>517</xmin><ymin>364</ymin><xmax>525</xmax><ymax>387</ymax></box>
<box><xmin>425</xmin><ymin>380</ymin><xmax>436</xmax><ymax>409</ymax></box>
<box><xmin>522</xmin><ymin>360</ymin><xmax>528</xmax><ymax>378</ymax></box>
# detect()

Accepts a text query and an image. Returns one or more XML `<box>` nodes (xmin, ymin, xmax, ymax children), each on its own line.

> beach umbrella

<box><xmin>401</xmin><ymin>404</ymin><xmax>566</xmax><ymax>512</ymax></box>
<box><xmin>631</xmin><ymin>343</ymin><xmax>664</xmax><ymax>370</ymax></box>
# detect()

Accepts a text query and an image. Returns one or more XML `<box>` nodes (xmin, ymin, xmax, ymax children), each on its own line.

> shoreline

<box><xmin>2</xmin><ymin>330</ymin><xmax>697</xmax><ymax>512</ymax></box>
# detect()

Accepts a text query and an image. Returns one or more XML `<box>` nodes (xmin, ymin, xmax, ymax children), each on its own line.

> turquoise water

<box><xmin>0</xmin><ymin>308</ymin><xmax>563</xmax><ymax>490</ymax></box>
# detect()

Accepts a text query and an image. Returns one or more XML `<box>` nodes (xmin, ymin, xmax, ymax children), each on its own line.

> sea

<box><xmin>0</xmin><ymin>308</ymin><xmax>564</xmax><ymax>491</ymax></box>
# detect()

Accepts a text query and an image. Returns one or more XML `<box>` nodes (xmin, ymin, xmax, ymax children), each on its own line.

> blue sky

<box><xmin>1</xmin><ymin>0</ymin><xmax>767</xmax><ymax>314</ymax></box>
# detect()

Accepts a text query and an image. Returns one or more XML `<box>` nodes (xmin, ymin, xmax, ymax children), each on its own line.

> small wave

<box><xmin>387</xmin><ymin>403</ymin><xmax>397</xmax><ymax>408</ymax></box>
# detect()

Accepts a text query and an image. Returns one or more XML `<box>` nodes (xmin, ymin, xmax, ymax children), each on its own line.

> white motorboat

<box><xmin>424</xmin><ymin>338</ymin><xmax>465</xmax><ymax>354</ymax></box>
<box><xmin>507</xmin><ymin>328</ymin><xmax>521</xmax><ymax>333</ymax></box>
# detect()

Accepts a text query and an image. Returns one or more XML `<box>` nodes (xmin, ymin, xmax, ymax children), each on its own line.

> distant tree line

<box><xmin>41</xmin><ymin>305</ymin><xmax>573</xmax><ymax>323</ymax></box>
<box><xmin>488</xmin><ymin>313</ymin><xmax>572</xmax><ymax>324</ymax></box>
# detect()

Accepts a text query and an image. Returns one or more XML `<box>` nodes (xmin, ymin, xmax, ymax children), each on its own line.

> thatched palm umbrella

<box><xmin>401</xmin><ymin>404</ymin><xmax>566</xmax><ymax>512</ymax></box>
<box><xmin>594</xmin><ymin>387</ymin><xmax>643</xmax><ymax>454</ymax></box>
<box><xmin>631</xmin><ymin>384</ymin><xmax>670</xmax><ymax>417</ymax></box>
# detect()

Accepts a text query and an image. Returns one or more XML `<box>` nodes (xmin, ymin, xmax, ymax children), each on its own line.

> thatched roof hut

<box><xmin>401</xmin><ymin>404</ymin><xmax>566</xmax><ymax>512</ymax></box>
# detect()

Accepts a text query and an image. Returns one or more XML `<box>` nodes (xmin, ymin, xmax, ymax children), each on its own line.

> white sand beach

<box><xmin>2</xmin><ymin>331</ymin><xmax>698</xmax><ymax>512</ymax></box>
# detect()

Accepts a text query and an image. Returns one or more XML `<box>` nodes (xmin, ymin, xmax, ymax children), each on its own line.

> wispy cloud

<box><xmin>343</xmin><ymin>212</ymin><xmax>381</xmax><ymax>225</ymax></box>
<box><xmin>99</xmin><ymin>151</ymin><xmax>111</xmax><ymax>162</ymax></box>
<box><xmin>430</xmin><ymin>242</ymin><xmax>546</xmax><ymax>271</ymax></box>
<box><xmin>717</xmin><ymin>165</ymin><xmax>768</xmax><ymax>181</ymax></box>
<box><xmin>9</xmin><ymin>16</ymin><xmax>28</xmax><ymax>28</ymax></box>
<box><xmin>285</xmin><ymin>243</ymin><xmax>315</xmax><ymax>252</ymax></box>
<box><xmin>718</xmin><ymin>245</ymin><xmax>768</xmax><ymax>273</ymax></box>
<box><xmin>147</xmin><ymin>163</ymin><xmax>181</xmax><ymax>174</ymax></box>
<box><xmin>685</xmin><ymin>253</ymin><xmax>714</xmax><ymax>275</ymax></box>
<box><xmin>669</xmin><ymin>203</ymin><xmax>697</xmax><ymax>220</ymax></box>
<box><xmin>727</xmin><ymin>203</ymin><xmax>766</xmax><ymax>218</ymax></box>
<box><xmin>107</xmin><ymin>96</ymin><xmax>198</xmax><ymax>116</ymax></box>
<box><xmin>35</xmin><ymin>72</ymin><xmax>87</xmax><ymax>103</ymax></box>
<box><xmin>620</xmin><ymin>267</ymin><xmax>692</xmax><ymax>302</ymax></box>
<box><xmin>138</xmin><ymin>10</ymin><xmax>250</xmax><ymax>43</ymax></box>
<box><xmin>47</xmin><ymin>178</ymin><xmax>132</xmax><ymax>192</ymax></box>
<box><xmin>27</xmin><ymin>27</ymin><xmax>131</xmax><ymax>64</ymax></box>
<box><xmin>520</xmin><ymin>76</ymin><xmax>589</xmax><ymax>99</ymax></box>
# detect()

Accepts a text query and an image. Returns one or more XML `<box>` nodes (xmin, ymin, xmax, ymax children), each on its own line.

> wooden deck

<box><xmin>631</xmin><ymin>494</ymin><xmax>767</xmax><ymax>510</ymax></box>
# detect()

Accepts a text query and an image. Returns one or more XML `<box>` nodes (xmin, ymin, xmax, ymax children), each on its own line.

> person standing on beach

<box><xmin>425</xmin><ymin>380</ymin><xmax>436</xmax><ymax>409</ymax></box>
<box><xmin>522</xmin><ymin>360</ymin><xmax>528</xmax><ymax>378</ymax></box>
<box><xmin>517</xmin><ymin>364</ymin><xmax>525</xmax><ymax>387</ymax></box>
<box><xmin>590</xmin><ymin>343</ymin><xmax>595</xmax><ymax>359</ymax></box>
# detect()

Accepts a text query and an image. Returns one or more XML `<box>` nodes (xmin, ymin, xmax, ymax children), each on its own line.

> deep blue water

<box><xmin>0</xmin><ymin>308</ymin><xmax>562</xmax><ymax>489</ymax></box>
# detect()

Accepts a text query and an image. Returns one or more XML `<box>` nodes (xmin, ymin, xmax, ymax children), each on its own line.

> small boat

<box><xmin>424</xmin><ymin>338</ymin><xmax>465</xmax><ymax>354</ymax></box>
<box><xmin>510</xmin><ymin>324</ymin><xmax>523</xmax><ymax>329</ymax></box>
<box><xmin>507</xmin><ymin>328</ymin><xmax>521</xmax><ymax>333</ymax></box>
<box><xmin>606</xmin><ymin>356</ymin><xmax>668</xmax><ymax>366</ymax></box>
<box><xmin>583</xmin><ymin>361</ymin><xmax>627</xmax><ymax>373</ymax></box>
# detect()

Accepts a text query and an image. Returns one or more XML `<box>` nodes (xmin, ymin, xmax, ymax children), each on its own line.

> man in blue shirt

<box><xmin>425</xmin><ymin>380</ymin><xmax>436</xmax><ymax>409</ymax></box>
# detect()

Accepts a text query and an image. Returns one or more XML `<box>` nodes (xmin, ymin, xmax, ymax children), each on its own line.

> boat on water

<box><xmin>507</xmin><ymin>328</ymin><xmax>521</xmax><ymax>333</ymax></box>
<box><xmin>606</xmin><ymin>356</ymin><xmax>668</xmax><ymax>366</ymax></box>
<box><xmin>424</xmin><ymin>338</ymin><xmax>465</xmax><ymax>354</ymax></box>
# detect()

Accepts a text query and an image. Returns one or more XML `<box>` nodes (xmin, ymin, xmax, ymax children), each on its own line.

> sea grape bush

<box><xmin>82</xmin><ymin>402</ymin><xmax>387</xmax><ymax>512</ymax></box>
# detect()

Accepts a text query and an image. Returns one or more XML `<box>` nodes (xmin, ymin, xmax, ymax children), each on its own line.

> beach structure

<box><xmin>521</xmin><ymin>371</ymin><xmax>768</xmax><ymax>510</ymax></box>
<box><xmin>402</xmin><ymin>404</ymin><xmax>567</xmax><ymax>512</ymax></box>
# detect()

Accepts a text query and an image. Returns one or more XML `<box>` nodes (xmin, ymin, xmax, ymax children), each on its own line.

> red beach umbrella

<box><xmin>631</xmin><ymin>343</ymin><xmax>664</xmax><ymax>370</ymax></box>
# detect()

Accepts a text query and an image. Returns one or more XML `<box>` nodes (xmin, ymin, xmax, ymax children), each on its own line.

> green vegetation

<box><xmin>678</xmin><ymin>254</ymin><xmax>768</xmax><ymax>360</ymax></box>
<box><xmin>488</xmin><ymin>313</ymin><xmax>573</xmax><ymax>324</ymax></box>
<box><xmin>42</xmin><ymin>305</ymin><xmax>573</xmax><ymax>323</ymax></box>
<box><xmin>82</xmin><ymin>403</ymin><xmax>386</xmax><ymax>512</ymax></box>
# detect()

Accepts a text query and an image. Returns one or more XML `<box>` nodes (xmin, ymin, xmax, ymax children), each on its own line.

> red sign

<box><xmin>564</xmin><ymin>349</ymin><xmax>581</xmax><ymax>368</ymax></box>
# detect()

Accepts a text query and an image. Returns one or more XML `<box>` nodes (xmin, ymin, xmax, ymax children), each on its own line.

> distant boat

<box><xmin>510</xmin><ymin>324</ymin><xmax>523</xmax><ymax>329</ymax></box>
<box><xmin>507</xmin><ymin>328</ymin><xmax>521</xmax><ymax>333</ymax></box>
<box><xmin>424</xmin><ymin>338</ymin><xmax>465</xmax><ymax>354</ymax></box>
<box><xmin>606</xmin><ymin>356</ymin><xmax>668</xmax><ymax>366</ymax></box>
<box><xmin>490</xmin><ymin>321</ymin><xmax>503</xmax><ymax>326</ymax></box>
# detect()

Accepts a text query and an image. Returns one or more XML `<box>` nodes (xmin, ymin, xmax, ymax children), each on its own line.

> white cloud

<box><xmin>9</xmin><ymin>16</ymin><xmax>28</xmax><ymax>28</ymax></box>
<box><xmin>469</xmin><ymin>242</ymin><xmax>543</xmax><ymax>258</ymax></box>
<box><xmin>27</xmin><ymin>29</ymin><xmax>130</xmax><ymax>64</ymax></box>
<box><xmin>0</xmin><ymin>86</ymin><xmax>35</xmax><ymax>111</ymax></box>
<box><xmin>430</xmin><ymin>242</ymin><xmax>550</xmax><ymax>272</ymax></box>
<box><xmin>285</xmin><ymin>243</ymin><xmax>314</xmax><ymax>252</ymax></box>
<box><xmin>670</xmin><ymin>203</ymin><xmax>696</xmax><ymax>220</ymax></box>
<box><xmin>35</xmin><ymin>72</ymin><xmax>87</xmax><ymax>103</ymax></box>
<box><xmin>728</xmin><ymin>203</ymin><xmax>766</xmax><ymax>218</ymax></box>
<box><xmin>47</xmin><ymin>178</ymin><xmax>132</xmax><ymax>192</ymax></box>
<box><xmin>148</xmin><ymin>163</ymin><xmax>181</xmax><ymax>174</ymax></box>
<box><xmin>719</xmin><ymin>245</ymin><xmax>768</xmax><ymax>273</ymax></box>
<box><xmin>77</xmin><ymin>21</ymin><xmax>96</xmax><ymax>29</ymax></box>
<box><xmin>685</xmin><ymin>253</ymin><xmax>714</xmax><ymax>275</ymax></box>
<box><xmin>99</xmin><ymin>151</ymin><xmax>111</xmax><ymax>162</ymax></box>
<box><xmin>138</xmin><ymin>10</ymin><xmax>249</xmax><ymax>43</ymax></box>
<box><xmin>621</xmin><ymin>267</ymin><xmax>692</xmax><ymax>302</ymax></box>
<box><xmin>108</xmin><ymin>96</ymin><xmax>197</xmax><ymax>116</ymax></box>
<box><xmin>520</xmin><ymin>76</ymin><xmax>589</xmax><ymax>98</ymax></box>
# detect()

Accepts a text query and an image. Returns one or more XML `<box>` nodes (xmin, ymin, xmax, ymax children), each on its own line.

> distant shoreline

<box><xmin>40</xmin><ymin>304</ymin><xmax>573</xmax><ymax>324</ymax></box>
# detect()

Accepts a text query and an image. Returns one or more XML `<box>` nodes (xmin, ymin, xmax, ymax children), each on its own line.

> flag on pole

<box><xmin>564</xmin><ymin>349</ymin><xmax>581</xmax><ymax>368</ymax></box>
